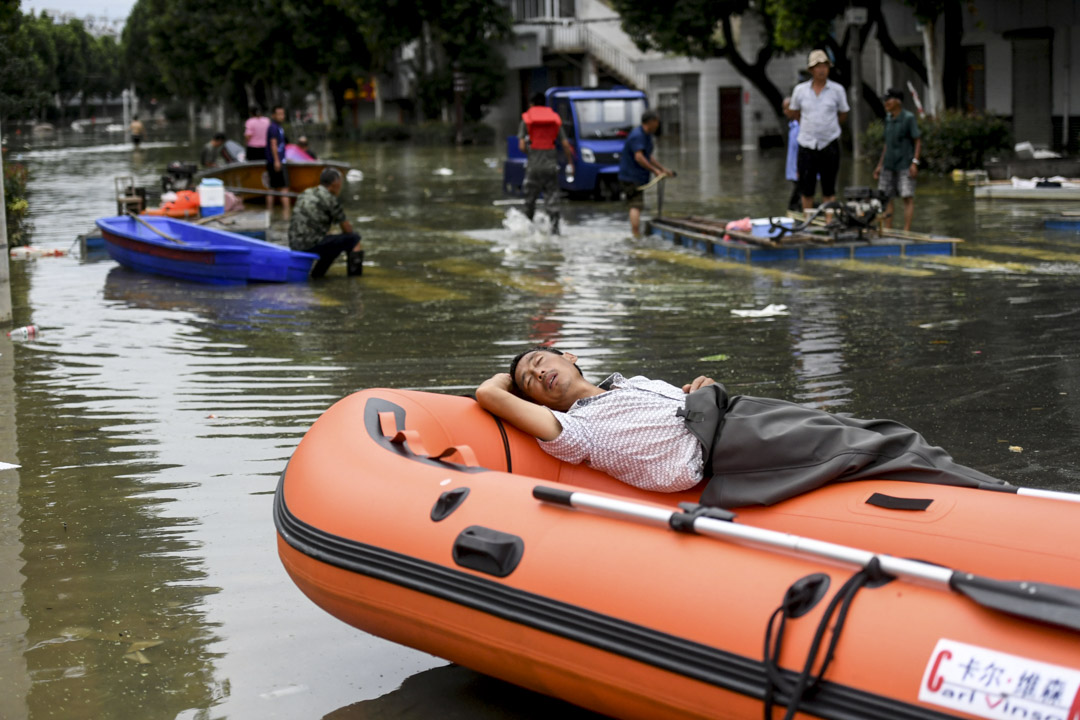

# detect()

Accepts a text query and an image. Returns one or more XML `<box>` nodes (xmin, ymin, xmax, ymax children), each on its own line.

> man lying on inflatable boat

<box><xmin>475</xmin><ymin>346</ymin><xmax>1006</xmax><ymax>509</ymax></box>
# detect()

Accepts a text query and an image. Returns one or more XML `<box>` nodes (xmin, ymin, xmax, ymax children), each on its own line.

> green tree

<box><xmin>615</xmin><ymin>0</ymin><xmax>962</xmax><ymax>125</ymax></box>
<box><xmin>614</xmin><ymin>0</ymin><xmax>789</xmax><ymax>125</ymax></box>
<box><xmin>0</xmin><ymin>2</ymin><xmax>46</xmax><ymax>121</ymax></box>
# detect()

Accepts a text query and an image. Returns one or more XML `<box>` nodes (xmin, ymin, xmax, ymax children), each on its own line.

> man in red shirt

<box><xmin>518</xmin><ymin>92</ymin><xmax>574</xmax><ymax>234</ymax></box>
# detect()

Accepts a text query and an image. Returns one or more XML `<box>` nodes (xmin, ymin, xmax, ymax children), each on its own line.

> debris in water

<box><xmin>1009</xmin><ymin>446</ymin><xmax>1023</xmax><ymax>453</ymax></box>
<box><xmin>731</xmin><ymin>304</ymin><xmax>788</xmax><ymax>318</ymax></box>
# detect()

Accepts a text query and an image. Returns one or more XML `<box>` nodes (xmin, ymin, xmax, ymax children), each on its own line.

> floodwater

<box><xmin>2</xmin><ymin>127</ymin><xmax>1079</xmax><ymax>720</ymax></box>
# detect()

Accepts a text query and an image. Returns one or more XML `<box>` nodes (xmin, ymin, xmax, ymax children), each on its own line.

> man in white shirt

<box><xmin>788</xmin><ymin>49</ymin><xmax>850</xmax><ymax>210</ymax></box>
<box><xmin>475</xmin><ymin>347</ymin><xmax>1005</xmax><ymax>507</ymax></box>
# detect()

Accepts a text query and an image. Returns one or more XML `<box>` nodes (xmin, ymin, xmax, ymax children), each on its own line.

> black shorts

<box><xmin>246</xmin><ymin>146</ymin><xmax>266</xmax><ymax>162</ymax></box>
<box><xmin>265</xmin><ymin>166</ymin><xmax>288</xmax><ymax>190</ymax></box>
<box><xmin>620</xmin><ymin>180</ymin><xmax>644</xmax><ymax>209</ymax></box>
<box><xmin>796</xmin><ymin>139</ymin><xmax>841</xmax><ymax>198</ymax></box>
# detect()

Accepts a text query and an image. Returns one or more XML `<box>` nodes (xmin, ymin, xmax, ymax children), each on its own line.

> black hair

<box><xmin>641</xmin><ymin>109</ymin><xmax>660</xmax><ymax>125</ymax></box>
<box><xmin>249</xmin><ymin>106</ymin><xmax>260</xmax><ymax>116</ymax></box>
<box><xmin>213</xmin><ymin>132</ymin><xmax>226</xmax><ymax>141</ymax></box>
<box><xmin>320</xmin><ymin>168</ymin><xmax>342</xmax><ymax>186</ymax></box>
<box><xmin>508</xmin><ymin>346</ymin><xmax>583</xmax><ymax>396</ymax></box>
<box><xmin>530</xmin><ymin>92</ymin><xmax>546</xmax><ymax>107</ymax></box>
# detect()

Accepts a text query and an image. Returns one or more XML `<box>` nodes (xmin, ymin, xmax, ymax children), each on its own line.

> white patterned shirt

<box><xmin>539</xmin><ymin>373</ymin><xmax>705</xmax><ymax>492</ymax></box>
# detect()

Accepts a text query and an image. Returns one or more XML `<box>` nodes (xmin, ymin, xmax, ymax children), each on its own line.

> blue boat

<box><xmin>647</xmin><ymin>215</ymin><xmax>960</xmax><ymax>263</ymax></box>
<box><xmin>1044</xmin><ymin>214</ymin><xmax>1080</xmax><ymax>231</ymax></box>
<box><xmin>95</xmin><ymin>215</ymin><xmax>317</xmax><ymax>284</ymax></box>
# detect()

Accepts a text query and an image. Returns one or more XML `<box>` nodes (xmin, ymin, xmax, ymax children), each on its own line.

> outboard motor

<box><xmin>840</xmin><ymin>186</ymin><xmax>887</xmax><ymax>230</ymax></box>
<box><xmin>160</xmin><ymin>162</ymin><xmax>199</xmax><ymax>192</ymax></box>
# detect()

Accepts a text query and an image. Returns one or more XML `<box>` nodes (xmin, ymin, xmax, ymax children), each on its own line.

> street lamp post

<box><xmin>0</xmin><ymin>118</ymin><xmax>11</xmax><ymax>324</ymax></box>
<box><xmin>845</xmin><ymin>6</ymin><xmax>868</xmax><ymax>165</ymax></box>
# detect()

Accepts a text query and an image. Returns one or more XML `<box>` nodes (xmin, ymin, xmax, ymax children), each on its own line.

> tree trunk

<box><xmin>941</xmin><ymin>1</ymin><xmax>964</xmax><ymax>109</ymax></box>
<box><xmin>867</xmin><ymin>0</ymin><xmax>928</xmax><ymax>84</ymax></box>
<box><xmin>720</xmin><ymin>14</ymin><xmax>785</xmax><ymax>136</ymax></box>
<box><xmin>921</xmin><ymin>19</ymin><xmax>944</xmax><ymax>117</ymax></box>
<box><xmin>318</xmin><ymin>74</ymin><xmax>331</xmax><ymax>127</ymax></box>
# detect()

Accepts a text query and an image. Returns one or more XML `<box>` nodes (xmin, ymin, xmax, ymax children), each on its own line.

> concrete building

<box><xmin>876</xmin><ymin>0</ymin><xmax>1080</xmax><ymax>151</ymax></box>
<box><xmin>491</xmin><ymin>0</ymin><xmax>1080</xmax><ymax>154</ymax></box>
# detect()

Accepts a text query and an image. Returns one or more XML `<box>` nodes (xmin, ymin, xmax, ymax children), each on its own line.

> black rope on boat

<box><xmin>762</xmin><ymin>558</ymin><xmax>891</xmax><ymax>720</ymax></box>
<box><xmin>491</xmin><ymin>415</ymin><xmax>512</xmax><ymax>474</ymax></box>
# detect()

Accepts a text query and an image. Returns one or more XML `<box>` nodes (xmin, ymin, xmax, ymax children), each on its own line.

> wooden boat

<box><xmin>195</xmin><ymin>160</ymin><xmax>351</xmax><ymax>200</ymax></box>
<box><xmin>647</xmin><ymin>215</ymin><xmax>960</xmax><ymax>263</ymax></box>
<box><xmin>95</xmin><ymin>215</ymin><xmax>316</xmax><ymax>284</ymax></box>
<box><xmin>276</xmin><ymin>388</ymin><xmax>1080</xmax><ymax>720</ymax></box>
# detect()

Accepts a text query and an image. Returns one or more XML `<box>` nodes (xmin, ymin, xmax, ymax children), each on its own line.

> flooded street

<box><xmin>2</xmin><ymin>129</ymin><xmax>1080</xmax><ymax>719</ymax></box>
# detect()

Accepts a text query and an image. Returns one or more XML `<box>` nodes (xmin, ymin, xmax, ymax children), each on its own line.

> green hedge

<box><xmin>863</xmin><ymin>110</ymin><xmax>1012</xmax><ymax>173</ymax></box>
<box><xmin>359</xmin><ymin>120</ymin><xmax>494</xmax><ymax>145</ymax></box>
<box><xmin>3</xmin><ymin>157</ymin><xmax>32</xmax><ymax>247</ymax></box>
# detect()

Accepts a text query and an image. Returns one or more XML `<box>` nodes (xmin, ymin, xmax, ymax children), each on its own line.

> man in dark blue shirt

<box><xmin>617</xmin><ymin>110</ymin><xmax>673</xmax><ymax>237</ymax></box>
<box><xmin>266</xmin><ymin>105</ymin><xmax>291</xmax><ymax>219</ymax></box>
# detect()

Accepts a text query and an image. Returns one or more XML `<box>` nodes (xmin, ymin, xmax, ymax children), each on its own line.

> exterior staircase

<box><xmin>509</xmin><ymin>0</ymin><xmax>656</xmax><ymax>89</ymax></box>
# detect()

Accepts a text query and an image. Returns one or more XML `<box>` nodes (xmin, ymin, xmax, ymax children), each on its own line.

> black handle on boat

<box><xmin>533</xmin><ymin>485</ymin><xmax>1080</xmax><ymax>633</ymax></box>
<box><xmin>127</xmin><ymin>211</ymin><xmax>185</xmax><ymax>244</ymax></box>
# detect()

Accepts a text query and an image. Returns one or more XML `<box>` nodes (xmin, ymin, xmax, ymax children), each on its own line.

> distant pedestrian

<box><xmin>617</xmin><ymin>109</ymin><xmax>674</xmax><ymax>238</ymax></box>
<box><xmin>519</xmin><ymin>92</ymin><xmax>575</xmax><ymax>234</ymax></box>
<box><xmin>244</xmin><ymin>107</ymin><xmax>270</xmax><ymax>162</ymax></box>
<box><xmin>789</xmin><ymin>49</ymin><xmax>850</xmax><ymax>211</ymax></box>
<box><xmin>782</xmin><ymin>97</ymin><xmax>801</xmax><ymax>211</ymax></box>
<box><xmin>129</xmin><ymin>115</ymin><xmax>144</xmax><ymax>149</ymax></box>
<box><xmin>266</xmin><ymin>105</ymin><xmax>291</xmax><ymax>219</ymax></box>
<box><xmin>288</xmin><ymin>168</ymin><xmax>364</xmax><ymax>278</ymax></box>
<box><xmin>873</xmin><ymin>88</ymin><xmax>922</xmax><ymax>232</ymax></box>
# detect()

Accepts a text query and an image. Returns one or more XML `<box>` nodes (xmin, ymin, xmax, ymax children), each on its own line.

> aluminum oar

<box><xmin>533</xmin><ymin>485</ymin><xmax>1080</xmax><ymax>633</ymax></box>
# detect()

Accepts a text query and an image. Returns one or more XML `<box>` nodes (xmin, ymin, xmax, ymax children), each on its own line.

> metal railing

<box><xmin>512</xmin><ymin>0</ymin><xmax>575</xmax><ymax>21</ymax></box>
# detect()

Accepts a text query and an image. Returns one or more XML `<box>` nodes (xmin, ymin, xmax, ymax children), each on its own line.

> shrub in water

<box><xmin>3</xmin><ymin>158</ymin><xmax>32</xmax><ymax>247</ymax></box>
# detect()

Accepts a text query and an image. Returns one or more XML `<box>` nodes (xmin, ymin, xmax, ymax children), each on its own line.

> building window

<box><xmin>513</xmin><ymin>0</ymin><xmax>574</xmax><ymax>21</ymax></box>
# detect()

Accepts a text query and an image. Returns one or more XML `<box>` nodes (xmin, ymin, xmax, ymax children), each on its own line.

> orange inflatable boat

<box><xmin>276</xmin><ymin>389</ymin><xmax>1080</xmax><ymax>720</ymax></box>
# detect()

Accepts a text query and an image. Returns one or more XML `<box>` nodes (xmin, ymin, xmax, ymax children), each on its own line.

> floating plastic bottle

<box><xmin>6</xmin><ymin>325</ymin><xmax>37</xmax><ymax>341</ymax></box>
<box><xmin>565</xmin><ymin>165</ymin><xmax>574</xmax><ymax>184</ymax></box>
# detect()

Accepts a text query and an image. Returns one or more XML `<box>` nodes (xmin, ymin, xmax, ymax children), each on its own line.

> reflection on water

<box><xmin>326</xmin><ymin>664</ymin><xmax>607</xmax><ymax>719</ymax></box>
<box><xmin>2</xmin><ymin>129</ymin><xmax>1080</xmax><ymax>719</ymax></box>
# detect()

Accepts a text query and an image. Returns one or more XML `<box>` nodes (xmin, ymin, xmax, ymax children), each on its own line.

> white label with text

<box><xmin>919</xmin><ymin>639</ymin><xmax>1080</xmax><ymax>720</ymax></box>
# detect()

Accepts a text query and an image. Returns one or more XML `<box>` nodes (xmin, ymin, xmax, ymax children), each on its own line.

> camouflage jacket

<box><xmin>288</xmin><ymin>185</ymin><xmax>346</xmax><ymax>250</ymax></box>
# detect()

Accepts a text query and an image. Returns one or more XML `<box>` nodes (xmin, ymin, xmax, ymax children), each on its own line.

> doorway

<box><xmin>1011</xmin><ymin>35</ymin><xmax>1053</xmax><ymax>147</ymax></box>
<box><xmin>718</xmin><ymin>87</ymin><xmax>742</xmax><ymax>143</ymax></box>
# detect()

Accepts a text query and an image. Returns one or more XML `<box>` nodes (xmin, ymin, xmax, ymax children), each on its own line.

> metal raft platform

<box><xmin>645</xmin><ymin>215</ymin><xmax>961</xmax><ymax>263</ymax></box>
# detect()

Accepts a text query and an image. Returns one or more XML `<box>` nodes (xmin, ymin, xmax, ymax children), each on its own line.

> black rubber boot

<box><xmin>347</xmin><ymin>250</ymin><xmax>365</xmax><ymax>276</ymax></box>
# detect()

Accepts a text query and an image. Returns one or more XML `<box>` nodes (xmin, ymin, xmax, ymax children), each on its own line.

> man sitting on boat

<box><xmin>476</xmin><ymin>347</ymin><xmax>1006</xmax><ymax>507</ymax></box>
<box><xmin>201</xmin><ymin>133</ymin><xmax>230</xmax><ymax>168</ymax></box>
<box><xmin>288</xmin><ymin>168</ymin><xmax>364</xmax><ymax>278</ymax></box>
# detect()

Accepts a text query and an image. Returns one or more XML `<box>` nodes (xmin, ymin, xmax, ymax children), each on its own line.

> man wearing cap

<box><xmin>873</xmin><ymin>88</ymin><xmax>922</xmax><ymax>232</ymax></box>
<box><xmin>788</xmin><ymin>49</ymin><xmax>850</xmax><ymax>211</ymax></box>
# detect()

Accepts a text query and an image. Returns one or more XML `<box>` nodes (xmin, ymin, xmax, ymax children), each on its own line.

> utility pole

<box><xmin>453</xmin><ymin>67</ymin><xmax>467</xmax><ymax>146</ymax></box>
<box><xmin>845</xmin><ymin>6</ymin><xmax>868</xmax><ymax>164</ymax></box>
<box><xmin>0</xmin><ymin>118</ymin><xmax>12</xmax><ymax>324</ymax></box>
